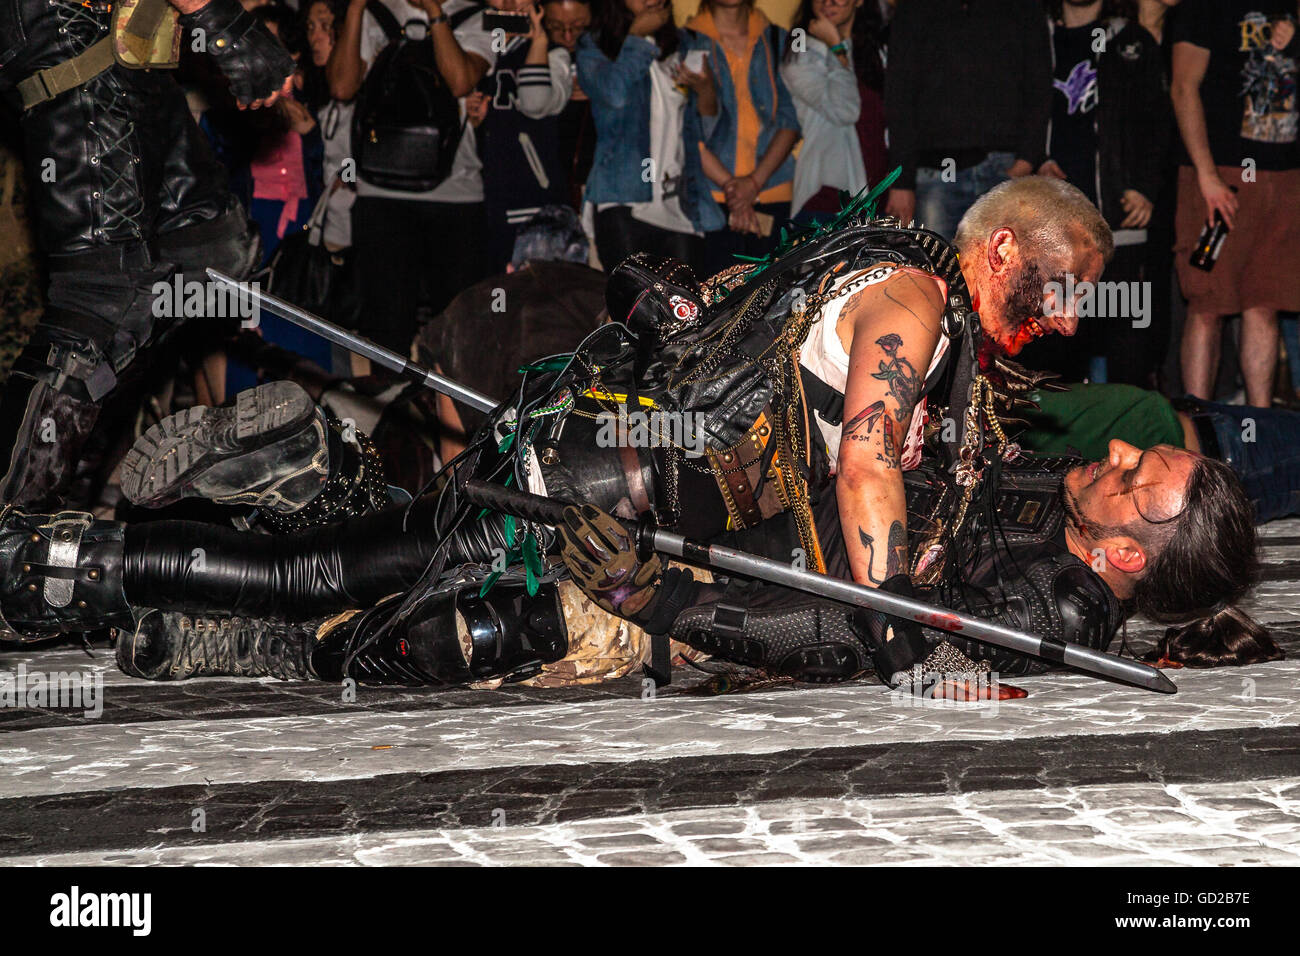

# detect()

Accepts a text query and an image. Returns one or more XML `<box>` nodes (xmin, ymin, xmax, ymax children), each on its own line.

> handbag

<box><xmin>266</xmin><ymin>180</ymin><xmax>363</xmax><ymax>331</ymax></box>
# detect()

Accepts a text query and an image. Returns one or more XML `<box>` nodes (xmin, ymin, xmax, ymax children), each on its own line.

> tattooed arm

<box><xmin>836</xmin><ymin>271</ymin><xmax>944</xmax><ymax>586</ymax></box>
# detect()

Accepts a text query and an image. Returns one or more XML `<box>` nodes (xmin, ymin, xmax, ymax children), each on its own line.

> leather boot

<box><xmin>117</xmin><ymin>610</ymin><xmax>315</xmax><ymax>681</ymax></box>
<box><xmin>0</xmin><ymin>508</ymin><xmax>135</xmax><ymax>641</ymax></box>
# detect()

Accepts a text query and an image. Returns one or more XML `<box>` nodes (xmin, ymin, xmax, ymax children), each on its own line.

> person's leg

<box><xmin>593</xmin><ymin>207</ymin><xmax>639</xmax><ymax>272</ymax></box>
<box><xmin>1192</xmin><ymin>399</ymin><xmax>1300</xmax><ymax>521</ymax></box>
<box><xmin>352</xmin><ymin>197</ymin><xmax>422</xmax><ymax>354</ymax></box>
<box><xmin>424</xmin><ymin>201</ymin><xmax>487</xmax><ymax>322</ymax></box>
<box><xmin>1240</xmin><ymin>306</ymin><xmax>1280</xmax><ymax>407</ymax></box>
<box><xmin>1180</xmin><ymin>310</ymin><xmax>1225</xmax><ymax>400</ymax></box>
<box><xmin>1097</xmin><ymin>243</ymin><xmax>1152</xmax><ymax>386</ymax></box>
<box><xmin>913</xmin><ymin>165</ymin><xmax>953</xmax><ymax>237</ymax></box>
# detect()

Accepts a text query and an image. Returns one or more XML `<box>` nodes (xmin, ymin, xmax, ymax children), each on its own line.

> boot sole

<box><xmin>120</xmin><ymin>381</ymin><xmax>316</xmax><ymax>509</ymax></box>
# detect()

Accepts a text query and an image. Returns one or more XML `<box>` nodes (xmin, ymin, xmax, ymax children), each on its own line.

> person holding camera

<box><xmin>578</xmin><ymin>0</ymin><xmax>724</xmax><ymax>274</ymax></box>
<box><xmin>328</xmin><ymin>0</ymin><xmax>498</xmax><ymax>355</ymax></box>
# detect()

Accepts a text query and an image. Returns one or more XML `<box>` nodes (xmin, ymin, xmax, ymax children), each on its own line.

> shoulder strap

<box><xmin>365</xmin><ymin>0</ymin><xmax>402</xmax><ymax>42</ymax></box>
<box><xmin>17</xmin><ymin>38</ymin><xmax>116</xmax><ymax>111</ymax></box>
<box><xmin>448</xmin><ymin>1</ymin><xmax>485</xmax><ymax>30</ymax></box>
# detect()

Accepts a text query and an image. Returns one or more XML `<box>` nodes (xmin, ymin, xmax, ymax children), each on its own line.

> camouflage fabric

<box><xmin>478</xmin><ymin>566</ymin><xmax>713</xmax><ymax>690</ymax></box>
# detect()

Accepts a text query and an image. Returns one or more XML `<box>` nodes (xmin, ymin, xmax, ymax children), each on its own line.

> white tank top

<box><xmin>798</xmin><ymin>264</ymin><xmax>950</xmax><ymax>473</ymax></box>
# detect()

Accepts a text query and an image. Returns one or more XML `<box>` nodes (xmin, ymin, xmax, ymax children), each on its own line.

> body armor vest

<box><xmin>533</xmin><ymin>217</ymin><xmax>1055</xmax><ymax>573</ymax></box>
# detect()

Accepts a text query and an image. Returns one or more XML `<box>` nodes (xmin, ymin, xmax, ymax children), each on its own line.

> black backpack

<box><xmin>352</xmin><ymin>1</ymin><xmax>484</xmax><ymax>192</ymax></box>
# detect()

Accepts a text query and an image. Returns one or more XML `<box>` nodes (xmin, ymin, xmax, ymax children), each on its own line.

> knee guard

<box><xmin>313</xmin><ymin>581</ymin><xmax>569</xmax><ymax>686</ymax></box>
<box><xmin>0</xmin><ymin>508</ymin><xmax>136</xmax><ymax>641</ymax></box>
<box><xmin>670</xmin><ymin>592</ymin><xmax>872</xmax><ymax>684</ymax></box>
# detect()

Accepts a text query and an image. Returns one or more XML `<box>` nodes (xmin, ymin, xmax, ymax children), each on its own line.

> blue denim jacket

<box><xmin>682</xmin><ymin>19</ymin><xmax>800</xmax><ymax>195</ymax></box>
<box><xmin>576</xmin><ymin>32</ymin><xmax>725</xmax><ymax>233</ymax></box>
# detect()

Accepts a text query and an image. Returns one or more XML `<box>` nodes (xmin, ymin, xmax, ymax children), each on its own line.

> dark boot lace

<box><xmin>169</xmin><ymin>615</ymin><xmax>311</xmax><ymax>681</ymax></box>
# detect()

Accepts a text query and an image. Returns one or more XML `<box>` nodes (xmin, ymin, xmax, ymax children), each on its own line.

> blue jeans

<box><xmin>1191</xmin><ymin>398</ymin><xmax>1300</xmax><ymax>522</ymax></box>
<box><xmin>914</xmin><ymin>151</ymin><xmax>1015</xmax><ymax>241</ymax></box>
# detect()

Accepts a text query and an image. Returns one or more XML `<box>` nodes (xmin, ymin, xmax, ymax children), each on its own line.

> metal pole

<box><xmin>206</xmin><ymin>268</ymin><xmax>499</xmax><ymax>414</ymax></box>
<box><xmin>647</xmin><ymin>526</ymin><xmax>1176</xmax><ymax>694</ymax></box>
<box><xmin>461</xmin><ymin>480</ymin><xmax>1177</xmax><ymax>694</ymax></box>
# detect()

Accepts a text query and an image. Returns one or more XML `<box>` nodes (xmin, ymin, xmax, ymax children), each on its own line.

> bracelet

<box><xmin>428</xmin><ymin>13</ymin><xmax>448</xmax><ymax>25</ymax></box>
<box><xmin>829</xmin><ymin>41</ymin><xmax>848</xmax><ymax>55</ymax></box>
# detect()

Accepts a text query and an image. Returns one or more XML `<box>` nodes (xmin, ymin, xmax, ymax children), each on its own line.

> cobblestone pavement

<box><xmin>9</xmin><ymin>778</ymin><xmax>1300</xmax><ymax>866</ymax></box>
<box><xmin>2</xmin><ymin>521</ymin><xmax>1300</xmax><ymax>866</ymax></box>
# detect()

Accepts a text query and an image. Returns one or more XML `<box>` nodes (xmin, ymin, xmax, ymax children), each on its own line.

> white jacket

<box><xmin>780</xmin><ymin>36</ymin><xmax>867</xmax><ymax>217</ymax></box>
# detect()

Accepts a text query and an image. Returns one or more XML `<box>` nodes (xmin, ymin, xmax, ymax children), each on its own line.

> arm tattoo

<box><xmin>859</xmin><ymin>520</ymin><xmax>908</xmax><ymax>584</ymax></box>
<box><xmin>841</xmin><ymin>334</ymin><xmax>918</xmax><ymax>470</ymax></box>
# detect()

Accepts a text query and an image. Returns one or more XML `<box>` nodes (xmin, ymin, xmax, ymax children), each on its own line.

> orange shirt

<box><xmin>689</xmin><ymin>8</ymin><xmax>793</xmax><ymax>205</ymax></box>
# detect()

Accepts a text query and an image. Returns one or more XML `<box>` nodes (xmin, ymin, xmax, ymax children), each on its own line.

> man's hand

<box><xmin>526</xmin><ymin>2</ymin><xmax>548</xmax><ymax>45</ymax></box>
<box><xmin>929</xmin><ymin>677</ymin><xmax>1029</xmax><ymax>701</ymax></box>
<box><xmin>179</xmin><ymin>0</ymin><xmax>295</xmax><ymax>108</ymax></box>
<box><xmin>1006</xmin><ymin>158</ymin><xmax>1034</xmax><ymax>178</ymax></box>
<box><xmin>1037</xmin><ymin>158</ymin><xmax>1067</xmax><ymax>179</ymax></box>
<box><xmin>559</xmin><ymin>504</ymin><xmax>662</xmax><ymax>621</ymax></box>
<box><xmin>464</xmin><ymin>90</ymin><xmax>489</xmax><ymax>126</ymax></box>
<box><xmin>728</xmin><ymin>204</ymin><xmax>762</xmax><ymax>235</ymax></box>
<box><xmin>884</xmin><ymin>187</ymin><xmax>915</xmax><ymax>224</ymax></box>
<box><xmin>808</xmin><ymin>16</ymin><xmax>841</xmax><ymax>48</ymax></box>
<box><xmin>672</xmin><ymin>56</ymin><xmax>714</xmax><ymax>96</ymax></box>
<box><xmin>411</xmin><ymin>0</ymin><xmax>443</xmax><ymax>16</ymax></box>
<box><xmin>628</xmin><ymin>2</ymin><xmax>671</xmax><ymax>38</ymax></box>
<box><xmin>723</xmin><ymin>174</ymin><xmax>759</xmax><ymax>210</ymax></box>
<box><xmin>1197</xmin><ymin>167</ymin><xmax>1238</xmax><ymax>228</ymax></box>
<box><xmin>1119</xmin><ymin>188</ymin><xmax>1153</xmax><ymax>229</ymax></box>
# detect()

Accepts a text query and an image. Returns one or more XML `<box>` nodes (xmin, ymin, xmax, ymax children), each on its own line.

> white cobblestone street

<box><xmin>3</xmin><ymin>520</ymin><xmax>1299</xmax><ymax>866</ymax></box>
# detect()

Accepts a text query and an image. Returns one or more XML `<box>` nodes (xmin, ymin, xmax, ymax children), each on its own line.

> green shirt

<box><xmin>1020</xmin><ymin>384</ymin><xmax>1184</xmax><ymax>460</ymax></box>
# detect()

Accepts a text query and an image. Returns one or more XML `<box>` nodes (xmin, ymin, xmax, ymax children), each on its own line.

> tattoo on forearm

<box><xmin>859</xmin><ymin>520</ymin><xmax>908</xmax><ymax>584</ymax></box>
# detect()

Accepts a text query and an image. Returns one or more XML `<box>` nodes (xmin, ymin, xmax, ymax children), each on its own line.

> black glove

<box><xmin>558</xmin><ymin>503</ymin><xmax>694</xmax><ymax>633</ymax></box>
<box><xmin>180</xmin><ymin>0</ymin><xmax>295</xmax><ymax>105</ymax></box>
<box><xmin>851</xmin><ymin>573</ymin><xmax>932</xmax><ymax>687</ymax></box>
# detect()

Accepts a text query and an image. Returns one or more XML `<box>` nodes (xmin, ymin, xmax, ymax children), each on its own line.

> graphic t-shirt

<box><xmin>1050</xmin><ymin>21</ymin><xmax>1101</xmax><ymax>203</ymax></box>
<box><xmin>1171</xmin><ymin>0</ymin><xmax>1299</xmax><ymax>169</ymax></box>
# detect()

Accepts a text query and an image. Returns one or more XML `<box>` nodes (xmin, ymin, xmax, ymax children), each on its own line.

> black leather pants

<box><xmin>122</xmin><ymin>498</ymin><xmax>514</xmax><ymax>620</ymax></box>
<box><xmin>0</xmin><ymin>0</ymin><xmax>255</xmax><ymax>507</ymax></box>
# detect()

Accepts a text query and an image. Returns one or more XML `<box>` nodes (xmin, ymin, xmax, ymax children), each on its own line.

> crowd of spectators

<box><xmin>5</xmin><ymin>0</ymin><xmax>1299</xmax><ymax>457</ymax></box>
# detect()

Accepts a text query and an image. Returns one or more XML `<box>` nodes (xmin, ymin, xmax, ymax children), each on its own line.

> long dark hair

<box><xmin>785</xmin><ymin>0</ymin><xmax>886</xmax><ymax>91</ymax></box>
<box><xmin>592</xmin><ymin>0</ymin><xmax>678</xmax><ymax>61</ymax></box>
<box><xmin>1133</xmin><ymin>457</ymin><xmax>1283</xmax><ymax>667</ymax></box>
<box><xmin>296</xmin><ymin>0</ymin><xmax>347</xmax><ymax>114</ymax></box>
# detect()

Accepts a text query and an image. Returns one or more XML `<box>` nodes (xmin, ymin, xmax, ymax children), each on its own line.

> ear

<box><xmin>985</xmin><ymin>227</ymin><xmax>1017</xmax><ymax>275</ymax></box>
<box><xmin>1105</xmin><ymin>541</ymin><xmax>1147</xmax><ymax>575</ymax></box>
